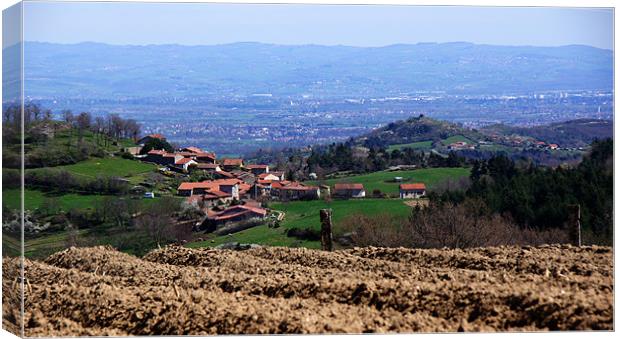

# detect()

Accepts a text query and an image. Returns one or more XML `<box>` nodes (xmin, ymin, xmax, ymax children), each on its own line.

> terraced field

<box><xmin>2</xmin><ymin>244</ymin><xmax>613</xmax><ymax>336</ymax></box>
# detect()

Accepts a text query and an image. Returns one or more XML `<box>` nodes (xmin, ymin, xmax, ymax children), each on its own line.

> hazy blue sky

<box><xmin>19</xmin><ymin>1</ymin><xmax>614</xmax><ymax>50</ymax></box>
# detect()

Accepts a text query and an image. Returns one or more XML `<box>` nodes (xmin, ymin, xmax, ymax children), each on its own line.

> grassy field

<box><xmin>54</xmin><ymin>157</ymin><xmax>156</xmax><ymax>180</ymax></box>
<box><xmin>387</xmin><ymin>140</ymin><xmax>433</xmax><ymax>151</ymax></box>
<box><xmin>3</xmin><ymin>188</ymin><xmax>167</xmax><ymax>212</ymax></box>
<box><xmin>186</xmin><ymin>198</ymin><xmax>412</xmax><ymax>249</ymax></box>
<box><xmin>441</xmin><ymin>135</ymin><xmax>474</xmax><ymax>145</ymax></box>
<box><xmin>310</xmin><ymin>167</ymin><xmax>471</xmax><ymax>194</ymax></box>
<box><xmin>3</xmin><ymin>188</ymin><xmax>110</xmax><ymax>211</ymax></box>
<box><xmin>271</xmin><ymin>199</ymin><xmax>410</xmax><ymax>230</ymax></box>
<box><xmin>386</xmin><ymin>135</ymin><xmax>475</xmax><ymax>152</ymax></box>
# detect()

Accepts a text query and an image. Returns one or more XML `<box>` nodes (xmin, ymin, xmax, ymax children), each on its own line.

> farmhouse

<box><xmin>222</xmin><ymin>158</ymin><xmax>244</xmax><ymax>171</ymax></box>
<box><xmin>186</xmin><ymin>190</ymin><xmax>233</xmax><ymax>208</ymax></box>
<box><xmin>194</xmin><ymin>152</ymin><xmax>217</xmax><ymax>164</ymax></box>
<box><xmin>144</xmin><ymin>149</ymin><xmax>166</xmax><ymax>163</ymax></box>
<box><xmin>195</xmin><ymin>163</ymin><xmax>221</xmax><ymax>172</ymax></box>
<box><xmin>237</xmin><ymin>182</ymin><xmax>253</xmax><ymax>198</ymax></box>
<box><xmin>123</xmin><ymin>146</ymin><xmax>143</xmax><ymax>156</ymax></box>
<box><xmin>204</xmin><ymin>205</ymin><xmax>267</xmax><ymax>227</ymax></box>
<box><xmin>177</xmin><ymin>179</ymin><xmax>241</xmax><ymax>199</ymax></box>
<box><xmin>447</xmin><ymin>141</ymin><xmax>474</xmax><ymax>150</ymax></box>
<box><xmin>137</xmin><ymin>133</ymin><xmax>166</xmax><ymax>145</ymax></box>
<box><xmin>258</xmin><ymin>172</ymin><xmax>284</xmax><ymax>181</ymax></box>
<box><xmin>161</xmin><ymin>153</ymin><xmax>184</xmax><ymax>166</ymax></box>
<box><xmin>174</xmin><ymin>157</ymin><xmax>198</xmax><ymax>172</ymax></box>
<box><xmin>333</xmin><ymin>183</ymin><xmax>366</xmax><ymax>198</ymax></box>
<box><xmin>144</xmin><ymin>150</ymin><xmax>184</xmax><ymax>166</ymax></box>
<box><xmin>231</xmin><ymin>170</ymin><xmax>255</xmax><ymax>184</ymax></box>
<box><xmin>181</xmin><ymin>146</ymin><xmax>203</xmax><ymax>153</ymax></box>
<box><xmin>399</xmin><ymin>183</ymin><xmax>426</xmax><ymax>199</ymax></box>
<box><xmin>272</xmin><ymin>181</ymin><xmax>320</xmax><ymax>200</ymax></box>
<box><xmin>246</xmin><ymin>164</ymin><xmax>269</xmax><ymax>175</ymax></box>
<box><xmin>249</xmin><ymin>182</ymin><xmax>270</xmax><ymax>197</ymax></box>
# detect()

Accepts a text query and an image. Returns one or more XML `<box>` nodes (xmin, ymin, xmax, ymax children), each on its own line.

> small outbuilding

<box><xmin>399</xmin><ymin>183</ymin><xmax>426</xmax><ymax>199</ymax></box>
<box><xmin>333</xmin><ymin>183</ymin><xmax>366</xmax><ymax>198</ymax></box>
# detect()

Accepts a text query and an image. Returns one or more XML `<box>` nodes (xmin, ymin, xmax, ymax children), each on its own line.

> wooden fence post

<box><xmin>567</xmin><ymin>204</ymin><xmax>581</xmax><ymax>247</ymax></box>
<box><xmin>320</xmin><ymin>209</ymin><xmax>333</xmax><ymax>251</ymax></box>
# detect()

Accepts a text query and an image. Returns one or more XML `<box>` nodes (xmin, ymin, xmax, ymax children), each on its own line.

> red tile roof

<box><xmin>215</xmin><ymin>170</ymin><xmax>235</xmax><ymax>178</ymax></box>
<box><xmin>271</xmin><ymin>181</ymin><xmax>318</xmax><ymax>191</ymax></box>
<box><xmin>258</xmin><ymin>173</ymin><xmax>281</xmax><ymax>180</ymax></box>
<box><xmin>147</xmin><ymin>149</ymin><xmax>166</xmax><ymax>155</ymax></box>
<box><xmin>196</xmin><ymin>152</ymin><xmax>216</xmax><ymax>159</ymax></box>
<box><xmin>222</xmin><ymin>158</ymin><xmax>243</xmax><ymax>166</ymax></box>
<box><xmin>183</xmin><ymin>146</ymin><xmax>203</xmax><ymax>153</ymax></box>
<box><xmin>216</xmin><ymin>179</ymin><xmax>242</xmax><ymax>186</ymax></box>
<box><xmin>196</xmin><ymin>163</ymin><xmax>220</xmax><ymax>169</ymax></box>
<box><xmin>209</xmin><ymin>205</ymin><xmax>267</xmax><ymax>221</ymax></box>
<box><xmin>205</xmin><ymin>190</ymin><xmax>230</xmax><ymax>198</ymax></box>
<box><xmin>178</xmin><ymin>179</ymin><xmax>240</xmax><ymax>192</ymax></box>
<box><xmin>400</xmin><ymin>183</ymin><xmax>426</xmax><ymax>191</ymax></box>
<box><xmin>144</xmin><ymin>133</ymin><xmax>165</xmax><ymax>139</ymax></box>
<box><xmin>334</xmin><ymin>183</ymin><xmax>364</xmax><ymax>190</ymax></box>
<box><xmin>175</xmin><ymin>158</ymin><xmax>195</xmax><ymax>165</ymax></box>
<box><xmin>279</xmin><ymin>186</ymin><xmax>318</xmax><ymax>191</ymax></box>
<box><xmin>178</xmin><ymin>182</ymin><xmax>211</xmax><ymax>191</ymax></box>
<box><xmin>246</xmin><ymin>164</ymin><xmax>269</xmax><ymax>169</ymax></box>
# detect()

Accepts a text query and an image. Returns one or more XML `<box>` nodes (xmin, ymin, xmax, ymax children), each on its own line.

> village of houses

<box><xmin>132</xmin><ymin>134</ymin><xmax>428</xmax><ymax>232</ymax></box>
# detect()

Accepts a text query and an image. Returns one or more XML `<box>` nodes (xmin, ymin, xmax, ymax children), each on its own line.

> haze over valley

<box><xmin>11</xmin><ymin>41</ymin><xmax>614</xmax><ymax>154</ymax></box>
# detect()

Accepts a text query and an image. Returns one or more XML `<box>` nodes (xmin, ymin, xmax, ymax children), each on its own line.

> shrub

<box><xmin>2</xmin><ymin>169</ymin><xmax>20</xmax><ymax>189</ymax></box>
<box><xmin>120</xmin><ymin>151</ymin><xmax>134</xmax><ymax>160</ymax></box>
<box><xmin>341</xmin><ymin>198</ymin><xmax>568</xmax><ymax>249</ymax></box>
<box><xmin>286</xmin><ymin>227</ymin><xmax>321</xmax><ymax>241</ymax></box>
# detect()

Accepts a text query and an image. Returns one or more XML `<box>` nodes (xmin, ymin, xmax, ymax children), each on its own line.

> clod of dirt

<box><xmin>2</xmin><ymin>244</ymin><xmax>613</xmax><ymax>336</ymax></box>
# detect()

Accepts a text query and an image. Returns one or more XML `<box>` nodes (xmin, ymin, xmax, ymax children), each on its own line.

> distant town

<box><xmin>40</xmin><ymin>90</ymin><xmax>612</xmax><ymax>156</ymax></box>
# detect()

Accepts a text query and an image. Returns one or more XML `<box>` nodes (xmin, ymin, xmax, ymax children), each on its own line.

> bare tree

<box><xmin>62</xmin><ymin>110</ymin><xmax>74</xmax><ymax>124</ymax></box>
<box><xmin>135</xmin><ymin>213</ymin><xmax>173</xmax><ymax>246</ymax></box>
<box><xmin>94</xmin><ymin>116</ymin><xmax>105</xmax><ymax>145</ymax></box>
<box><xmin>62</xmin><ymin>110</ymin><xmax>75</xmax><ymax>149</ymax></box>
<box><xmin>76</xmin><ymin>112</ymin><xmax>92</xmax><ymax>143</ymax></box>
<box><xmin>124</xmin><ymin>119</ymin><xmax>141</xmax><ymax>141</ymax></box>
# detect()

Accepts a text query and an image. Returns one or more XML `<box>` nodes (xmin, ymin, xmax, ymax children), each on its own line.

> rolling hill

<box><xmin>356</xmin><ymin>115</ymin><xmax>483</xmax><ymax>148</ymax></box>
<box><xmin>480</xmin><ymin>119</ymin><xmax>614</xmax><ymax>148</ymax></box>
<box><xmin>354</xmin><ymin>115</ymin><xmax>612</xmax><ymax>150</ymax></box>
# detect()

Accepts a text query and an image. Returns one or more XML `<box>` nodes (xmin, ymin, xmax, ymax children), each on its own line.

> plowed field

<box><xmin>2</xmin><ymin>244</ymin><xmax>613</xmax><ymax>336</ymax></box>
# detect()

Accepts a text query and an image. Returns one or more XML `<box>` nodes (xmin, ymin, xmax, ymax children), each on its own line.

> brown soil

<box><xmin>2</xmin><ymin>244</ymin><xmax>614</xmax><ymax>336</ymax></box>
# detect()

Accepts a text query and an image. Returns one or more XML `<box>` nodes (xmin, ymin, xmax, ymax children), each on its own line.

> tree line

<box><xmin>430</xmin><ymin>138</ymin><xmax>613</xmax><ymax>245</ymax></box>
<box><xmin>305</xmin><ymin>142</ymin><xmax>465</xmax><ymax>178</ymax></box>
<box><xmin>2</xmin><ymin>103</ymin><xmax>142</xmax><ymax>168</ymax></box>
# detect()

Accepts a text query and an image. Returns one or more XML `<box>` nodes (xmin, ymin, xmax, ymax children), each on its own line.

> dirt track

<box><xmin>2</xmin><ymin>244</ymin><xmax>614</xmax><ymax>336</ymax></box>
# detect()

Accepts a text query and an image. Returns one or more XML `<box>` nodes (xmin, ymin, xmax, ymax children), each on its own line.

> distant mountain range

<box><xmin>10</xmin><ymin>41</ymin><xmax>613</xmax><ymax>100</ymax></box>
